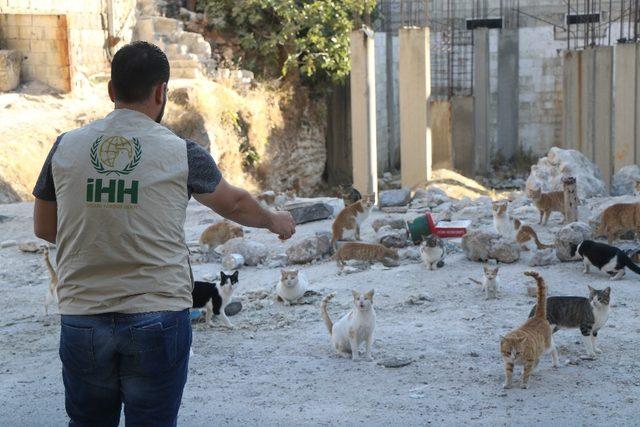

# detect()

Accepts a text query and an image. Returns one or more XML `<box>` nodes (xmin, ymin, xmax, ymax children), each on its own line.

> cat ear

<box><xmin>365</xmin><ymin>289</ymin><xmax>374</xmax><ymax>299</ymax></box>
<box><xmin>220</xmin><ymin>271</ymin><xmax>227</xmax><ymax>280</ymax></box>
<box><xmin>352</xmin><ymin>290</ymin><xmax>360</xmax><ymax>299</ymax></box>
<box><xmin>603</xmin><ymin>287</ymin><xmax>611</xmax><ymax>296</ymax></box>
<box><xmin>587</xmin><ymin>285</ymin><xmax>595</xmax><ymax>294</ymax></box>
<box><xmin>231</xmin><ymin>271</ymin><xmax>239</xmax><ymax>279</ymax></box>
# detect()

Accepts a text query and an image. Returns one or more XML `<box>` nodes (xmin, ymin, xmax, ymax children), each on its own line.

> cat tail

<box><xmin>513</xmin><ymin>218</ymin><xmax>521</xmax><ymax>231</ymax></box>
<box><xmin>533</xmin><ymin>235</ymin><xmax>554</xmax><ymax>249</ymax></box>
<box><xmin>524</xmin><ymin>271</ymin><xmax>546</xmax><ymax>319</ymax></box>
<box><xmin>620</xmin><ymin>252</ymin><xmax>640</xmax><ymax>276</ymax></box>
<box><xmin>320</xmin><ymin>293</ymin><xmax>336</xmax><ymax>335</ymax></box>
<box><xmin>43</xmin><ymin>247</ymin><xmax>58</xmax><ymax>288</ymax></box>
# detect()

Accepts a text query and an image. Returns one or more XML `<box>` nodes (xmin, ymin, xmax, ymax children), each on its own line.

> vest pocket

<box><xmin>60</xmin><ymin>323</ymin><xmax>95</xmax><ymax>373</ymax></box>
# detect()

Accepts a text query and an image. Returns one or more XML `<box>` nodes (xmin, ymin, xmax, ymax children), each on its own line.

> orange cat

<box><xmin>334</xmin><ymin>242</ymin><xmax>399</xmax><ymax>268</ymax></box>
<box><xmin>500</xmin><ymin>271</ymin><xmax>558</xmax><ymax>389</ymax></box>
<box><xmin>529</xmin><ymin>188</ymin><xmax>565</xmax><ymax>225</ymax></box>
<box><xmin>513</xmin><ymin>219</ymin><xmax>554</xmax><ymax>251</ymax></box>
<box><xmin>199</xmin><ymin>220</ymin><xmax>244</xmax><ymax>254</ymax></box>
<box><xmin>331</xmin><ymin>195</ymin><xmax>375</xmax><ymax>246</ymax></box>
<box><xmin>596</xmin><ymin>203</ymin><xmax>640</xmax><ymax>244</ymax></box>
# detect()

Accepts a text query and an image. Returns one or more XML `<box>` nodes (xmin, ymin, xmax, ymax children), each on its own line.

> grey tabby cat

<box><xmin>529</xmin><ymin>286</ymin><xmax>611</xmax><ymax>359</ymax></box>
<box><xmin>420</xmin><ymin>234</ymin><xmax>445</xmax><ymax>270</ymax></box>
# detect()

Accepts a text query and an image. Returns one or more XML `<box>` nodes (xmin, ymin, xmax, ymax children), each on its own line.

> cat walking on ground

<box><xmin>321</xmin><ymin>290</ymin><xmax>376</xmax><ymax>361</ymax></box>
<box><xmin>572</xmin><ymin>240</ymin><xmax>640</xmax><ymax>280</ymax></box>
<box><xmin>529</xmin><ymin>188</ymin><xmax>565</xmax><ymax>225</ymax></box>
<box><xmin>596</xmin><ymin>203</ymin><xmax>640</xmax><ymax>244</ymax></box>
<box><xmin>529</xmin><ymin>286</ymin><xmax>610</xmax><ymax>359</ymax></box>
<box><xmin>500</xmin><ymin>271</ymin><xmax>558</xmax><ymax>389</ymax></box>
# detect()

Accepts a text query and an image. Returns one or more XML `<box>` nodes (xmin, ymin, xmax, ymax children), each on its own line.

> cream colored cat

<box><xmin>492</xmin><ymin>201</ymin><xmax>515</xmax><ymax>240</ymax></box>
<box><xmin>276</xmin><ymin>269</ymin><xmax>307</xmax><ymax>305</ymax></box>
<box><xmin>321</xmin><ymin>290</ymin><xmax>376</xmax><ymax>361</ymax></box>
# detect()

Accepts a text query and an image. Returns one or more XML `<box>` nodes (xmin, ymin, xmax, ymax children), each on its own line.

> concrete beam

<box><xmin>580</xmin><ymin>47</ymin><xmax>596</xmax><ymax>162</ymax></box>
<box><xmin>497</xmin><ymin>28</ymin><xmax>519</xmax><ymax>159</ymax></box>
<box><xmin>562</xmin><ymin>50</ymin><xmax>581</xmax><ymax>150</ymax></box>
<box><xmin>398</xmin><ymin>27</ymin><xmax>431</xmax><ymax>188</ymax></box>
<box><xmin>473</xmin><ymin>28</ymin><xmax>490</xmax><ymax>175</ymax></box>
<box><xmin>452</xmin><ymin>96</ymin><xmax>474</xmax><ymax>177</ymax></box>
<box><xmin>593</xmin><ymin>46</ymin><xmax>613</xmax><ymax>189</ymax></box>
<box><xmin>350</xmin><ymin>29</ymin><xmax>378</xmax><ymax>197</ymax></box>
<box><xmin>614</xmin><ymin>43</ymin><xmax>638</xmax><ymax>171</ymax></box>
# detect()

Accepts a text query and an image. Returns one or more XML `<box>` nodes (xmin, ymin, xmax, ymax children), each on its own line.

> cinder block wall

<box><xmin>0</xmin><ymin>0</ymin><xmax>136</xmax><ymax>93</ymax></box>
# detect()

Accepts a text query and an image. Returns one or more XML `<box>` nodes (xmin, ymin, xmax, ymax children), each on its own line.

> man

<box><xmin>32</xmin><ymin>41</ymin><xmax>295</xmax><ymax>426</ymax></box>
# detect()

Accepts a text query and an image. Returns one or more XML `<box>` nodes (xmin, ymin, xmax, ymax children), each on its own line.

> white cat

<box><xmin>420</xmin><ymin>234</ymin><xmax>445</xmax><ymax>270</ymax></box>
<box><xmin>481</xmin><ymin>262</ymin><xmax>500</xmax><ymax>300</ymax></box>
<box><xmin>492</xmin><ymin>201</ymin><xmax>515</xmax><ymax>240</ymax></box>
<box><xmin>276</xmin><ymin>269</ymin><xmax>307</xmax><ymax>305</ymax></box>
<box><xmin>321</xmin><ymin>290</ymin><xmax>375</xmax><ymax>361</ymax></box>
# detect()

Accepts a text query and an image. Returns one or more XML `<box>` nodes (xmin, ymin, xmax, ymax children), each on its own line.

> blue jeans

<box><xmin>59</xmin><ymin>310</ymin><xmax>192</xmax><ymax>427</ymax></box>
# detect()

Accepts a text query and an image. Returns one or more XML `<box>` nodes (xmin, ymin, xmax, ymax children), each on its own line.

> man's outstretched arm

<box><xmin>193</xmin><ymin>178</ymin><xmax>296</xmax><ymax>240</ymax></box>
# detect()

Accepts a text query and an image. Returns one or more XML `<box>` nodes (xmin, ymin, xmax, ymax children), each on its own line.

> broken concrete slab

<box><xmin>285</xmin><ymin>202</ymin><xmax>333</xmax><ymax>224</ymax></box>
<box><xmin>379</xmin><ymin>189</ymin><xmax>411</xmax><ymax>207</ymax></box>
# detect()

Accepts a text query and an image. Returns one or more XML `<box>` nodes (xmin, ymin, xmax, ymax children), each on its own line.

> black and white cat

<box><xmin>420</xmin><ymin>234</ymin><xmax>446</xmax><ymax>270</ymax></box>
<box><xmin>192</xmin><ymin>271</ymin><xmax>238</xmax><ymax>328</ymax></box>
<box><xmin>529</xmin><ymin>286</ymin><xmax>611</xmax><ymax>359</ymax></box>
<box><xmin>572</xmin><ymin>240</ymin><xmax>640</xmax><ymax>280</ymax></box>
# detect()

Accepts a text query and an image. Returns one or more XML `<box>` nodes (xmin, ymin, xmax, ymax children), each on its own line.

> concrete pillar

<box><xmin>430</xmin><ymin>100</ymin><xmax>452</xmax><ymax>170</ymax></box>
<box><xmin>350</xmin><ymin>29</ymin><xmax>378</xmax><ymax>198</ymax></box>
<box><xmin>580</xmin><ymin>47</ymin><xmax>596</xmax><ymax>162</ymax></box>
<box><xmin>374</xmin><ymin>32</ymin><xmax>389</xmax><ymax>173</ymax></box>
<box><xmin>398</xmin><ymin>27</ymin><xmax>431</xmax><ymax>188</ymax></box>
<box><xmin>452</xmin><ymin>96</ymin><xmax>474</xmax><ymax>177</ymax></box>
<box><xmin>473</xmin><ymin>28</ymin><xmax>490</xmax><ymax>175</ymax></box>
<box><xmin>614</xmin><ymin>43</ymin><xmax>639</xmax><ymax>171</ymax></box>
<box><xmin>593</xmin><ymin>46</ymin><xmax>613</xmax><ymax>189</ymax></box>
<box><xmin>497</xmin><ymin>28</ymin><xmax>519</xmax><ymax>160</ymax></box>
<box><xmin>562</xmin><ymin>50</ymin><xmax>581</xmax><ymax>150</ymax></box>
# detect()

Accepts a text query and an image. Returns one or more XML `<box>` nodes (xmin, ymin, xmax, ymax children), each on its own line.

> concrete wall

<box><xmin>451</xmin><ymin>96</ymin><xmax>474</xmax><ymax>176</ymax></box>
<box><xmin>430</xmin><ymin>100</ymin><xmax>452</xmax><ymax>170</ymax></box>
<box><xmin>473</xmin><ymin>28</ymin><xmax>490</xmax><ymax>175</ymax></box>
<box><xmin>0</xmin><ymin>0</ymin><xmax>136</xmax><ymax>93</ymax></box>
<box><xmin>614</xmin><ymin>43</ymin><xmax>639</xmax><ymax>171</ymax></box>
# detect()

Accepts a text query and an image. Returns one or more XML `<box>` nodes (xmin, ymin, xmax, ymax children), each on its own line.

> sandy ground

<box><xmin>1</xmin><ymin>199</ymin><xmax>639</xmax><ymax>426</ymax></box>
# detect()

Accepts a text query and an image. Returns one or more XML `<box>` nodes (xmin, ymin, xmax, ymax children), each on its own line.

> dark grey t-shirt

<box><xmin>33</xmin><ymin>137</ymin><xmax>221</xmax><ymax>201</ymax></box>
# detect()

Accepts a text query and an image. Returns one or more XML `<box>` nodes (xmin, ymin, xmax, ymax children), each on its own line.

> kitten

<box><xmin>529</xmin><ymin>188</ymin><xmax>565</xmax><ymax>225</ymax></box>
<box><xmin>276</xmin><ymin>269</ymin><xmax>307</xmax><ymax>305</ymax></box>
<box><xmin>513</xmin><ymin>218</ymin><xmax>554</xmax><ymax>251</ymax></box>
<box><xmin>320</xmin><ymin>290</ymin><xmax>376</xmax><ymax>361</ymax></box>
<box><xmin>199</xmin><ymin>220</ymin><xmax>244</xmax><ymax>255</ymax></box>
<box><xmin>481</xmin><ymin>261</ymin><xmax>499</xmax><ymax>300</ymax></box>
<box><xmin>43</xmin><ymin>247</ymin><xmax>58</xmax><ymax>315</ymax></box>
<box><xmin>571</xmin><ymin>240</ymin><xmax>640</xmax><ymax>280</ymax></box>
<box><xmin>596</xmin><ymin>203</ymin><xmax>640</xmax><ymax>244</ymax></box>
<box><xmin>420</xmin><ymin>234</ymin><xmax>445</xmax><ymax>270</ymax></box>
<box><xmin>492</xmin><ymin>201</ymin><xmax>514</xmax><ymax>240</ymax></box>
<box><xmin>334</xmin><ymin>242</ymin><xmax>399</xmax><ymax>268</ymax></box>
<box><xmin>192</xmin><ymin>271</ymin><xmax>238</xmax><ymax>328</ymax></box>
<box><xmin>529</xmin><ymin>286</ymin><xmax>610</xmax><ymax>359</ymax></box>
<box><xmin>500</xmin><ymin>271</ymin><xmax>558</xmax><ymax>389</ymax></box>
<box><xmin>331</xmin><ymin>195</ymin><xmax>375</xmax><ymax>246</ymax></box>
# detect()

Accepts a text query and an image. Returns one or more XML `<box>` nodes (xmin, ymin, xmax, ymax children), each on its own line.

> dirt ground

<box><xmin>1</xmin><ymin>200</ymin><xmax>639</xmax><ymax>426</ymax></box>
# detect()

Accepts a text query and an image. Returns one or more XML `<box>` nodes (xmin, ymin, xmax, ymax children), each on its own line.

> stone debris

<box><xmin>216</xmin><ymin>238</ymin><xmax>268</xmax><ymax>266</ymax></box>
<box><xmin>461</xmin><ymin>229</ymin><xmax>520</xmax><ymax>263</ymax></box>
<box><xmin>18</xmin><ymin>241</ymin><xmax>42</xmax><ymax>253</ymax></box>
<box><xmin>285</xmin><ymin>202</ymin><xmax>333</xmax><ymax>224</ymax></box>
<box><xmin>377</xmin><ymin>357</ymin><xmax>413</xmax><ymax>368</ymax></box>
<box><xmin>286</xmin><ymin>232</ymin><xmax>333</xmax><ymax>264</ymax></box>
<box><xmin>405</xmin><ymin>293</ymin><xmax>433</xmax><ymax>305</ymax></box>
<box><xmin>372</xmin><ymin>217</ymin><xmax>407</xmax><ymax>232</ymax></box>
<box><xmin>526</xmin><ymin>147</ymin><xmax>607</xmax><ymax>199</ymax></box>
<box><xmin>222</xmin><ymin>253</ymin><xmax>244</xmax><ymax>270</ymax></box>
<box><xmin>412</xmin><ymin>187</ymin><xmax>450</xmax><ymax>208</ymax></box>
<box><xmin>376</xmin><ymin>225</ymin><xmax>409</xmax><ymax>248</ymax></box>
<box><xmin>0</xmin><ymin>50</ymin><xmax>24</xmax><ymax>92</ymax></box>
<box><xmin>612</xmin><ymin>165</ymin><xmax>640</xmax><ymax>196</ymax></box>
<box><xmin>1</xmin><ymin>240</ymin><xmax>17</xmax><ymax>249</ymax></box>
<box><xmin>379</xmin><ymin>189</ymin><xmax>411</xmax><ymax>207</ymax></box>
<box><xmin>526</xmin><ymin>248</ymin><xmax>559</xmax><ymax>267</ymax></box>
<box><xmin>555</xmin><ymin>222</ymin><xmax>592</xmax><ymax>261</ymax></box>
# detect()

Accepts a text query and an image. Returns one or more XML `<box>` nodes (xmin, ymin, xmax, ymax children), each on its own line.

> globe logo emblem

<box><xmin>90</xmin><ymin>135</ymin><xmax>142</xmax><ymax>176</ymax></box>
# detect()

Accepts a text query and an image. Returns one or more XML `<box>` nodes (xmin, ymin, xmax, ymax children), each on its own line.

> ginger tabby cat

<box><xmin>529</xmin><ymin>188</ymin><xmax>565</xmax><ymax>225</ymax></box>
<box><xmin>500</xmin><ymin>271</ymin><xmax>558</xmax><ymax>389</ymax></box>
<box><xmin>596</xmin><ymin>203</ymin><xmax>640</xmax><ymax>244</ymax></box>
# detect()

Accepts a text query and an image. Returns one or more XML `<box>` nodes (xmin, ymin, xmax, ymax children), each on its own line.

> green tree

<box><xmin>199</xmin><ymin>0</ymin><xmax>376</xmax><ymax>84</ymax></box>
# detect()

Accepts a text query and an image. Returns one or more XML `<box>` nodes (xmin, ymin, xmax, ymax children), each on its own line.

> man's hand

<box><xmin>267</xmin><ymin>211</ymin><xmax>296</xmax><ymax>240</ymax></box>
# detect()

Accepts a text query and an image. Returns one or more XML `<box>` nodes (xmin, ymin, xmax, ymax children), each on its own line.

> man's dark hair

<box><xmin>111</xmin><ymin>41</ymin><xmax>170</xmax><ymax>103</ymax></box>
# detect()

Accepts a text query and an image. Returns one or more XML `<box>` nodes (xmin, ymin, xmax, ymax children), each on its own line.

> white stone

<box><xmin>461</xmin><ymin>229</ymin><xmax>520</xmax><ymax>263</ymax></box>
<box><xmin>376</xmin><ymin>225</ymin><xmax>408</xmax><ymax>248</ymax></box>
<box><xmin>526</xmin><ymin>147</ymin><xmax>607</xmax><ymax>199</ymax></box>
<box><xmin>222</xmin><ymin>253</ymin><xmax>244</xmax><ymax>270</ymax></box>
<box><xmin>555</xmin><ymin>221</ymin><xmax>592</xmax><ymax>261</ymax></box>
<box><xmin>379</xmin><ymin>189</ymin><xmax>411</xmax><ymax>207</ymax></box>
<box><xmin>412</xmin><ymin>187</ymin><xmax>450</xmax><ymax>207</ymax></box>
<box><xmin>216</xmin><ymin>238</ymin><xmax>268</xmax><ymax>266</ymax></box>
<box><xmin>0</xmin><ymin>240</ymin><xmax>17</xmax><ymax>249</ymax></box>
<box><xmin>612</xmin><ymin>165</ymin><xmax>640</xmax><ymax>196</ymax></box>
<box><xmin>372</xmin><ymin>216</ymin><xmax>407</xmax><ymax>232</ymax></box>
<box><xmin>527</xmin><ymin>248</ymin><xmax>558</xmax><ymax>267</ymax></box>
<box><xmin>286</xmin><ymin>232</ymin><xmax>332</xmax><ymax>264</ymax></box>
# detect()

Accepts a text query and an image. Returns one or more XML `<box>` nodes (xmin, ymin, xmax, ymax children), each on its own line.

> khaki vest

<box><xmin>52</xmin><ymin>109</ymin><xmax>192</xmax><ymax>314</ymax></box>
